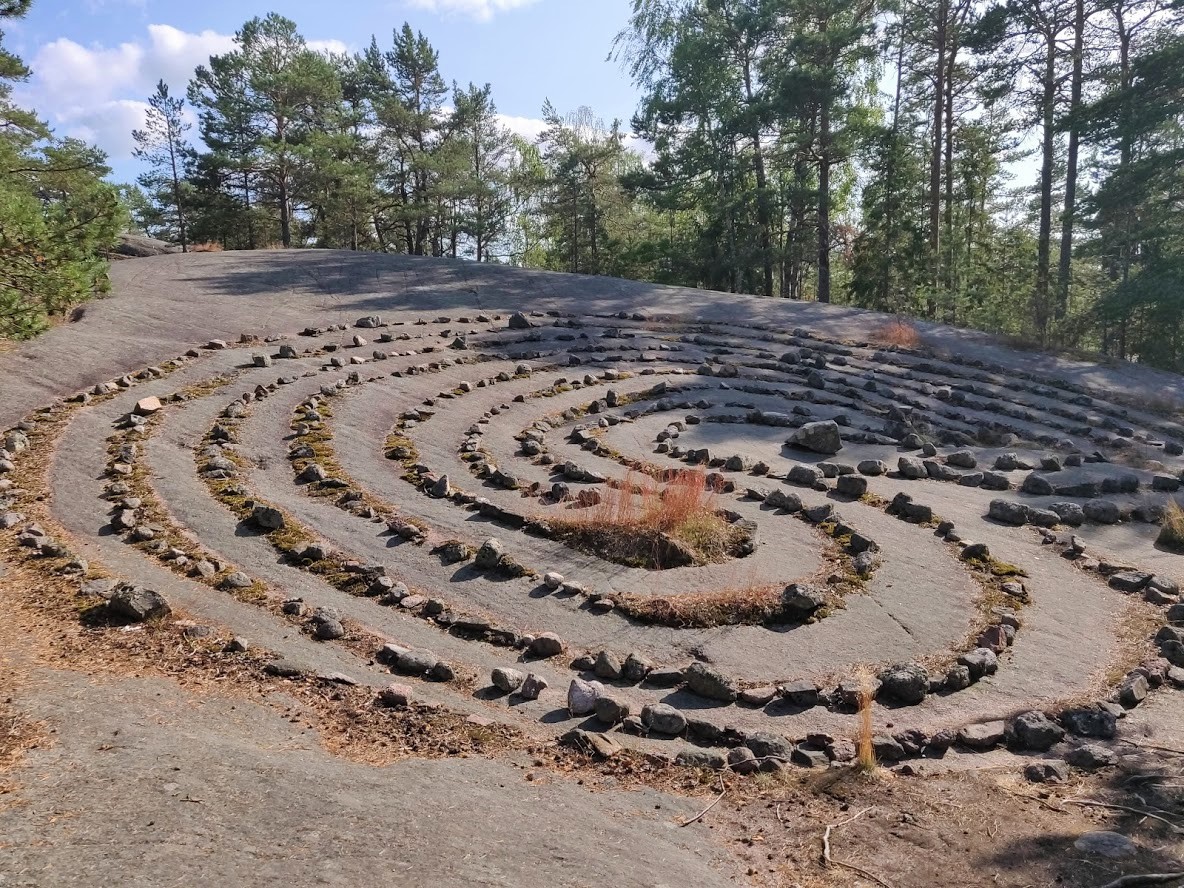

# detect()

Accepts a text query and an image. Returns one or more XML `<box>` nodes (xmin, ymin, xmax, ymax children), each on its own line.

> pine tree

<box><xmin>133</xmin><ymin>80</ymin><xmax>191</xmax><ymax>251</ymax></box>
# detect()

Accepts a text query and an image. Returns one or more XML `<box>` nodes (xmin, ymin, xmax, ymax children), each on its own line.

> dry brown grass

<box><xmin>854</xmin><ymin>667</ymin><xmax>878</xmax><ymax>775</ymax></box>
<box><xmin>548</xmin><ymin>470</ymin><xmax>742</xmax><ymax>568</ymax></box>
<box><xmin>869</xmin><ymin>318</ymin><xmax>923</xmax><ymax>350</ymax></box>
<box><xmin>189</xmin><ymin>241</ymin><xmax>224</xmax><ymax>252</ymax></box>
<box><xmin>616</xmin><ymin>584</ymin><xmax>782</xmax><ymax>629</ymax></box>
<box><xmin>1113</xmin><ymin>444</ymin><xmax>1166</xmax><ymax>472</ymax></box>
<box><xmin>1157</xmin><ymin>499</ymin><xmax>1184</xmax><ymax>551</ymax></box>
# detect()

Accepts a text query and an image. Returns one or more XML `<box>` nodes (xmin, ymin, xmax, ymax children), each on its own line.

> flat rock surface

<box><xmin>0</xmin><ymin>672</ymin><xmax>735</xmax><ymax>888</ymax></box>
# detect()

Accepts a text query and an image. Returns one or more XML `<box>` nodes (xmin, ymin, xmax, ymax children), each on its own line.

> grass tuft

<box><xmin>1157</xmin><ymin>499</ymin><xmax>1184</xmax><ymax>551</ymax></box>
<box><xmin>869</xmin><ymin>318</ymin><xmax>923</xmax><ymax>350</ymax></box>
<box><xmin>547</xmin><ymin>470</ymin><xmax>744</xmax><ymax>569</ymax></box>
<box><xmin>854</xmin><ymin>667</ymin><xmax>878</xmax><ymax>775</ymax></box>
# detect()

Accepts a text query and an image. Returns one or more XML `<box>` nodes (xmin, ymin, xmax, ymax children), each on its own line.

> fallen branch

<box><xmin>679</xmin><ymin>773</ymin><xmax>727</xmax><ymax>827</ymax></box>
<box><xmin>1063</xmin><ymin>799</ymin><xmax>1184</xmax><ymax>834</ymax></box>
<box><xmin>822</xmin><ymin>807</ymin><xmax>895</xmax><ymax>888</ymax></box>
<box><xmin>1118</xmin><ymin>739</ymin><xmax>1184</xmax><ymax>757</ymax></box>
<box><xmin>1098</xmin><ymin>875</ymin><xmax>1184</xmax><ymax>888</ymax></box>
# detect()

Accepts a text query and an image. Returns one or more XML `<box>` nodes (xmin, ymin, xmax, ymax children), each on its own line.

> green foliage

<box><xmin>109</xmin><ymin>1</ymin><xmax>1184</xmax><ymax>376</ymax></box>
<box><xmin>0</xmin><ymin>0</ymin><xmax>121</xmax><ymax>339</ymax></box>
<box><xmin>133</xmin><ymin>80</ymin><xmax>192</xmax><ymax>249</ymax></box>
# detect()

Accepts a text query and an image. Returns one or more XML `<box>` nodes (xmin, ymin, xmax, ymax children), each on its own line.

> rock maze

<box><xmin>4</xmin><ymin>303</ymin><xmax>1184</xmax><ymax>777</ymax></box>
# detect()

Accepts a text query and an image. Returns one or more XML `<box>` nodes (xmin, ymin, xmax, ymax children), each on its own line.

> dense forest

<box><xmin>3</xmin><ymin>0</ymin><xmax>1184</xmax><ymax>373</ymax></box>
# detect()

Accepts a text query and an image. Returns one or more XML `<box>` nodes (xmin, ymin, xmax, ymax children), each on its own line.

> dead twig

<box><xmin>822</xmin><ymin>807</ymin><xmax>895</xmax><ymax>888</ymax></box>
<box><xmin>1098</xmin><ymin>875</ymin><xmax>1184</xmax><ymax>888</ymax></box>
<box><xmin>1062</xmin><ymin>799</ymin><xmax>1184</xmax><ymax>834</ymax></box>
<box><xmin>679</xmin><ymin>773</ymin><xmax>726</xmax><ymax>827</ymax></box>
<box><xmin>1119</xmin><ymin>739</ymin><xmax>1184</xmax><ymax>757</ymax></box>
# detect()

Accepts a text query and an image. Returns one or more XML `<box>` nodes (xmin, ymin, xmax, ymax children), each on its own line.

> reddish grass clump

<box><xmin>854</xmin><ymin>667</ymin><xmax>878</xmax><ymax>774</ymax></box>
<box><xmin>549</xmin><ymin>470</ymin><xmax>746</xmax><ymax>569</ymax></box>
<box><xmin>189</xmin><ymin>241</ymin><xmax>225</xmax><ymax>253</ymax></box>
<box><xmin>870</xmin><ymin>318</ymin><xmax>923</xmax><ymax>350</ymax></box>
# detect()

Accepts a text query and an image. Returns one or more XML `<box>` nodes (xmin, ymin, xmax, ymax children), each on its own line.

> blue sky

<box><xmin>11</xmin><ymin>0</ymin><xmax>642</xmax><ymax>182</ymax></box>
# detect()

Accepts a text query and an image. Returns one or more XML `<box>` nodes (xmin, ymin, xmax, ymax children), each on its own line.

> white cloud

<box><xmin>308</xmin><ymin>38</ymin><xmax>351</xmax><ymax>56</ymax></box>
<box><xmin>17</xmin><ymin>24</ymin><xmax>347</xmax><ymax>165</ymax></box>
<box><xmin>405</xmin><ymin>0</ymin><xmax>542</xmax><ymax>23</ymax></box>
<box><xmin>497</xmin><ymin>114</ymin><xmax>548</xmax><ymax>141</ymax></box>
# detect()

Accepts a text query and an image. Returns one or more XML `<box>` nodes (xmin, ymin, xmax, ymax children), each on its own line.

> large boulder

<box><xmin>112</xmin><ymin>232</ymin><xmax>180</xmax><ymax>258</ymax></box>
<box><xmin>787</xmin><ymin>420</ymin><xmax>842</xmax><ymax>455</ymax></box>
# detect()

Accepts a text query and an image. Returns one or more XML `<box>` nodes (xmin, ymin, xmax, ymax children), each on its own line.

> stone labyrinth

<box><xmin>4</xmin><ymin>304</ymin><xmax>1184</xmax><ymax>773</ymax></box>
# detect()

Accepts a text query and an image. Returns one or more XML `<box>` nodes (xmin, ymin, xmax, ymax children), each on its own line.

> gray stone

<box><xmin>1049</xmin><ymin>502</ymin><xmax>1085</xmax><ymax>526</ymax></box>
<box><xmin>1060</xmin><ymin>706</ymin><xmax>1117</xmax><ymax>739</ymax></box>
<box><xmin>621</xmin><ymin>653</ymin><xmax>653</xmax><ymax>683</ymax></box>
<box><xmin>594</xmin><ymin>694</ymin><xmax>632</xmax><ymax>725</ymax></box>
<box><xmin>791</xmin><ymin>746</ymin><xmax>830</xmax><ymax>768</ymax></box>
<box><xmin>1083</xmin><ymin>500</ymin><xmax>1121</xmax><ymax>524</ymax></box>
<box><xmin>251</xmin><ymin>504</ymin><xmax>285</xmax><ymax>531</ymax></box>
<box><xmin>643</xmin><ymin>667</ymin><xmax>684</xmax><ymax>688</ymax></box>
<box><xmin>1073</xmin><ymin>831</ymin><xmax>1137</xmax><ymax>859</ymax></box>
<box><xmin>518</xmin><ymin>673</ymin><xmax>548</xmax><ymax>701</ymax></box>
<box><xmin>676</xmin><ymin>749</ymin><xmax>728</xmax><ymax>769</ymax></box>
<box><xmin>958</xmin><ymin>721</ymin><xmax>1005</xmax><ymax>751</ymax></box>
<box><xmin>312</xmin><ymin>618</ymin><xmax>346</xmax><ymax>641</ymax></box>
<box><xmin>957</xmin><ymin>648</ymin><xmax>998</xmax><ymax>680</ymax></box>
<box><xmin>944</xmin><ymin>665</ymin><xmax>972</xmax><ymax>691</ymax></box>
<box><xmin>491</xmin><ymin>667</ymin><xmax>526</xmax><ymax>694</ymax></box>
<box><xmin>108</xmin><ymin>585</ymin><xmax>171</xmax><ymax>622</ymax></box>
<box><xmin>528</xmin><ymin>632</ymin><xmax>565</xmax><ymax>658</ymax></box>
<box><xmin>594</xmin><ymin>650</ymin><xmax>623</xmax><ymax>680</ymax></box>
<box><xmin>1065</xmin><ymin>743</ymin><xmax>1117</xmax><ymax>770</ymax></box>
<box><xmin>1118</xmin><ymin>673</ymin><xmax>1149</xmax><ymax>708</ymax></box>
<box><xmin>684</xmin><ymin>661</ymin><xmax>738</xmax><ymax>702</ymax></box>
<box><xmin>726</xmin><ymin>746</ymin><xmax>759</xmax><ymax>774</ymax></box>
<box><xmin>781</xmin><ymin>679</ymin><xmax>821</xmax><ymax>708</ymax></box>
<box><xmin>641</xmin><ymin>702</ymin><xmax>686</xmax><ymax>735</ymax></box>
<box><xmin>988</xmin><ymin>499</ymin><xmax>1028</xmax><ymax>525</ymax></box>
<box><xmin>745</xmin><ymin>731</ymin><xmax>794</xmax><ymax>760</ymax></box>
<box><xmin>786</xmin><ymin>464</ymin><xmax>823</xmax><ymax>487</ymax></box>
<box><xmin>739</xmin><ymin>686</ymin><xmax>777</xmax><ymax>707</ymax></box>
<box><xmin>1024</xmin><ymin>761</ymin><xmax>1070</xmax><ymax>783</ymax></box>
<box><xmin>898</xmin><ymin>456</ymin><xmax>926</xmax><ymax>479</ymax></box>
<box><xmin>878</xmin><ymin>664</ymin><xmax>929</xmax><ymax>705</ymax></box>
<box><xmin>781</xmin><ymin>583</ymin><xmax>825</xmax><ymax>619</ymax></box>
<box><xmin>222</xmin><ymin>571</ymin><xmax>253</xmax><ymax>589</ymax></box>
<box><xmin>1006</xmin><ymin>711</ymin><xmax>1065</xmax><ymax>751</ymax></box>
<box><xmin>1021</xmin><ymin>473</ymin><xmax>1054</xmax><ymax>496</ymax></box>
<box><xmin>787</xmin><ymin>420</ymin><xmax>842</xmax><ymax>454</ymax></box>
<box><xmin>836</xmin><ymin>475</ymin><xmax>867</xmax><ymax>498</ymax></box>
<box><xmin>947</xmin><ymin>450</ymin><xmax>977</xmax><ymax>469</ymax></box>
<box><xmin>566</xmin><ymin>678</ymin><xmax>603</xmax><ymax>716</ymax></box>
<box><xmin>474</xmin><ymin>538</ymin><xmax>504</xmax><ymax>570</ymax></box>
